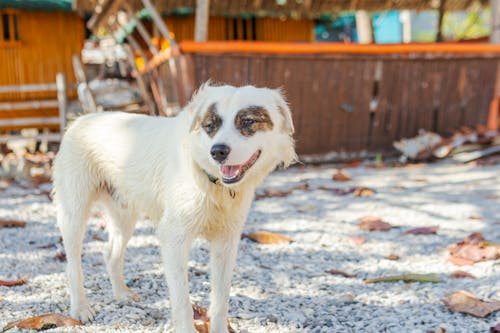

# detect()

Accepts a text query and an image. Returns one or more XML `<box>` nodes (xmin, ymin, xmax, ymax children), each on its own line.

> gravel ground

<box><xmin>1</xmin><ymin>161</ymin><xmax>499</xmax><ymax>333</ymax></box>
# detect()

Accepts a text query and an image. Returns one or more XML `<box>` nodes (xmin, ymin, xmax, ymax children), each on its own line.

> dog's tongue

<box><xmin>221</xmin><ymin>165</ymin><xmax>242</xmax><ymax>179</ymax></box>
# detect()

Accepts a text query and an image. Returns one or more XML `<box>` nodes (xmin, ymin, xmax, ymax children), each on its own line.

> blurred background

<box><xmin>0</xmin><ymin>0</ymin><xmax>499</xmax><ymax>164</ymax></box>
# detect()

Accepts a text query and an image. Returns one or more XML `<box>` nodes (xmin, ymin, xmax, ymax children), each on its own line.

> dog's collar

<box><xmin>204</xmin><ymin>170</ymin><xmax>220</xmax><ymax>185</ymax></box>
<box><xmin>203</xmin><ymin>169</ymin><xmax>236</xmax><ymax>198</ymax></box>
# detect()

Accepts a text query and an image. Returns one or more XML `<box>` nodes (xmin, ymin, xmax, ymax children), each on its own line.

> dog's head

<box><xmin>187</xmin><ymin>83</ymin><xmax>297</xmax><ymax>188</ymax></box>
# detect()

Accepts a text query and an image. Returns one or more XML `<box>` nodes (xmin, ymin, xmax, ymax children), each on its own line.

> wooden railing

<box><xmin>0</xmin><ymin>73</ymin><xmax>69</xmax><ymax>142</ymax></box>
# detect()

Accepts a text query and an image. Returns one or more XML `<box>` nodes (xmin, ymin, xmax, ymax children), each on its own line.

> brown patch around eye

<box><xmin>201</xmin><ymin>103</ymin><xmax>222</xmax><ymax>137</ymax></box>
<box><xmin>235</xmin><ymin>106</ymin><xmax>274</xmax><ymax>137</ymax></box>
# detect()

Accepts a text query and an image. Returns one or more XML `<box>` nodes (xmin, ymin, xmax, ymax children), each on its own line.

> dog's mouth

<box><xmin>220</xmin><ymin>150</ymin><xmax>261</xmax><ymax>184</ymax></box>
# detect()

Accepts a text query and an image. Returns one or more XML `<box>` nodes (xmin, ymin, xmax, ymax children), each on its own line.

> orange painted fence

<box><xmin>181</xmin><ymin>42</ymin><xmax>500</xmax><ymax>156</ymax></box>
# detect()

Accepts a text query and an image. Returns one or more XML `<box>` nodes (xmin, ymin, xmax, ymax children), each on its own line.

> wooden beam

<box><xmin>122</xmin><ymin>44</ymin><xmax>157</xmax><ymax>116</ymax></box>
<box><xmin>140</xmin><ymin>0</ymin><xmax>177</xmax><ymax>48</ymax></box>
<box><xmin>123</xmin><ymin>3</ymin><xmax>159</xmax><ymax>54</ymax></box>
<box><xmin>88</xmin><ymin>0</ymin><xmax>127</xmax><ymax>32</ymax></box>
<box><xmin>56</xmin><ymin>72</ymin><xmax>67</xmax><ymax>131</ymax></box>
<box><xmin>195</xmin><ymin>0</ymin><xmax>210</xmax><ymax>42</ymax></box>
<box><xmin>0</xmin><ymin>84</ymin><xmax>57</xmax><ymax>93</ymax></box>
<box><xmin>492</xmin><ymin>0</ymin><xmax>500</xmax><ymax>43</ymax></box>
<box><xmin>0</xmin><ymin>100</ymin><xmax>59</xmax><ymax>111</ymax></box>
<box><xmin>0</xmin><ymin>117</ymin><xmax>60</xmax><ymax>127</ymax></box>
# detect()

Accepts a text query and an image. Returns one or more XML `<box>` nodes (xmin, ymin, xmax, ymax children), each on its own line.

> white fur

<box><xmin>52</xmin><ymin>83</ymin><xmax>296</xmax><ymax>333</ymax></box>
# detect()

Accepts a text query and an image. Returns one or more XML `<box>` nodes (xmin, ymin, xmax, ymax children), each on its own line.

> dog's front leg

<box><xmin>208</xmin><ymin>229</ymin><xmax>241</xmax><ymax>333</ymax></box>
<box><xmin>157</xmin><ymin>220</ymin><xmax>197</xmax><ymax>333</ymax></box>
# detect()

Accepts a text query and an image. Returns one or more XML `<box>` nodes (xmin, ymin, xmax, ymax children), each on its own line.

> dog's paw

<box><xmin>114</xmin><ymin>287</ymin><xmax>141</xmax><ymax>302</ymax></box>
<box><xmin>71</xmin><ymin>303</ymin><xmax>96</xmax><ymax>323</ymax></box>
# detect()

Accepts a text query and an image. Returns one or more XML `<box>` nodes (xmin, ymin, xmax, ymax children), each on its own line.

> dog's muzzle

<box><xmin>210</xmin><ymin>144</ymin><xmax>231</xmax><ymax>163</ymax></box>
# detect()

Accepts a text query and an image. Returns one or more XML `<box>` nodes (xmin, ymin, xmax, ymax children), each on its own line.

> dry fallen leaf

<box><xmin>450</xmin><ymin>270</ymin><xmax>476</xmax><ymax>279</ymax></box>
<box><xmin>404</xmin><ymin>226</ymin><xmax>439</xmax><ymax>235</ymax></box>
<box><xmin>2</xmin><ymin>314</ymin><xmax>83</xmax><ymax>331</ymax></box>
<box><xmin>490</xmin><ymin>323</ymin><xmax>500</xmax><ymax>333</ymax></box>
<box><xmin>385</xmin><ymin>254</ymin><xmax>400</xmax><ymax>260</ymax></box>
<box><xmin>0</xmin><ymin>275</ymin><xmax>27</xmax><ymax>287</ymax></box>
<box><xmin>0</xmin><ymin>220</ymin><xmax>26</xmax><ymax>228</ymax></box>
<box><xmin>332</xmin><ymin>170</ymin><xmax>352</xmax><ymax>182</ymax></box>
<box><xmin>443</xmin><ymin>290</ymin><xmax>500</xmax><ymax>318</ymax></box>
<box><xmin>469</xmin><ymin>215</ymin><xmax>482</xmax><ymax>220</ymax></box>
<box><xmin>325</xmin><ymin>269</ymin><xmax>356</xmax><ymax>278</ymax></box>
<box><xmin>426</xmin><ymin>328</ymin><xmax>446</xmax><ymax>333</ymax></box>
<box><xmin>55</xmin><ymin>251</ymin><xmax>66</xmax><ymax>262</ymax></box>
<box><xmin>255</xmin><ymin>183</ymin><xmax>308</xmax><ymax>200</ymax></box>
<box><xmin>92</xmin><ymin>234</ymin><xmax>105</xmax><ymax>241</ymax></box>
<box><xmin>193</xmin><ymin>304</ymin><xmax>235</xmax><ymax>333</ymax></box>
<box><xmin>359</xmin><ymin>216</ymin><xmax>393</xmax><ymax>231</ymax></box>
<box><xmin>243</xmin><ymin>231</ymin><xmax>292</xmax><ymax>244</ymax></box>
<box><xmin>447</xmin><ymin>233</ymin><xmax>500</xmax><ymax>266</ymax></box>
<box><xmin>364</xmin><ymin>273</ymin><xmax>441</xmax><ymax>284</ymax></box>
<box><xmin>353</xmin><ymin>187</ymin><xmax>376</xmax><ymax>197</ymax></box>
<box><xmin>349</xmin><ymin>236</ymin><xmax>367</xmax><ymax>245</ymax></box>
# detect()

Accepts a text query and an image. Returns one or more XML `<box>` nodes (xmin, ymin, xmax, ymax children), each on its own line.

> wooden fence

<box><xmin>181</xmin><ymin>42</ymin><xmax>500</xmax><ymax>156</ymax></box>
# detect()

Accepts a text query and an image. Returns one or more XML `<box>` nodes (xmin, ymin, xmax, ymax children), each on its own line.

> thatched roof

<box><xmin>74</xmin><ymin>0</ymin><xmax>489</xmax><ymax>18</ymax></box>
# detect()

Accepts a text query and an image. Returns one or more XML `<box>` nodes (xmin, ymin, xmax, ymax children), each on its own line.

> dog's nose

<box><xmin>210</xmin><ymin>144</ymin><xmax>231</xmax><ymax>163</ymax></box>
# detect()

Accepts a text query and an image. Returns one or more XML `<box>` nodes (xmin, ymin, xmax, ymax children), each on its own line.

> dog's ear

<box><xmin>187</xmin><ymin>82</ymin><xmax>211</xmax><ymax>132</ymax></box>
<box><xmin>272</xmin><ymin>88</ymin><xmax>294</xmax><ymax>135</ymax></box>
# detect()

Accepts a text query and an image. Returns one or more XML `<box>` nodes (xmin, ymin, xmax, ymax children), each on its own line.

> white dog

<box><xmin>52</xmin><ymin>83</ymin><xmax>296</xmax><ymax>333</ymax></box>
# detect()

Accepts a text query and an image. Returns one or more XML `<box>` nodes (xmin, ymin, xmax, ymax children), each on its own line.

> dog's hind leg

<box><xmin>57</xmin><ymin>198</ymin><xmax>95</xmax><ymax>323</ymax></box>
<box><xmin>102</xmin><ymin>198</ymin><xmax>140</xmax><ymax>302</ymax></box>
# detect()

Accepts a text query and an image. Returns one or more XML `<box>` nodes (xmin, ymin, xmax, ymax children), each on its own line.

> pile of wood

<box><xmin>393</xmin><ymin>126</ymin><xmax>500</xmax><ymax>163</ymax></box>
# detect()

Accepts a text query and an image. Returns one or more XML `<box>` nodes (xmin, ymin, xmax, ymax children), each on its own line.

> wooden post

<box><xmin>436</xmin><ymin>0</ymin><xmax>446</xmax><ymax>42</ymax></box>
<box><xmin>195</xmin><ymin>0</ymin><xmax>210</xmax><ymax>42</ymax></box>
<box><xmin>56</xmin><ymin>72</ymin><xmax>67</xmax><ymax>132</ymax></box>
<box><xmin>123</xmin><ymin>4</ymin><xmax>159</xmax><ymax>54</ymax></box>
<box><xmin>492</xmin><ymin>0</ymin><xmax>500</xmax><ymax>43</ymax></box>
<box><xmin>355</xmin><ymin>10</ymin><xmax>373</xmax><ymax>44</ymax></box>
<box><xmin>400</xmin><ymin>10</ymin><xmax>412</xmax><ymax>43</ymax></box>
<box><xmin>123</xmin><ymin>44</ymin><xmax>158</xmax><ymax>116</ymax></box>
<box><xmin>72</xmin><ymin>54</ymin><xmax>97</xmax><ymax>113</ymax></box>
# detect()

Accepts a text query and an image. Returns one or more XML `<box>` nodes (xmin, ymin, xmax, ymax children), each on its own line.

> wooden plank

<box><xmin>0</xmin><ymin>117</ymin><xmax>60</xmax><ymax>127</ymax></box>
<box><xmin>0</xmin><ymin>84</ymin><xmax>57</xmax><ymax>93</ymax></box>
<box><xmin>0</xmin><ymin>100</ymin><xmax>58</xmax><ymax>111</ymax></box>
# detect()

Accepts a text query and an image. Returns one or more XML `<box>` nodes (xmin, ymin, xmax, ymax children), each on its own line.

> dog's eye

<box><xmin>241</xmin><ymin>118</ymin><xmax>255</xmax><ymax>127</ymax></box>
<box><xmin>203</xmin><ymin>123</ymin><xmax>215</xmax><ymax>132</ymax></box>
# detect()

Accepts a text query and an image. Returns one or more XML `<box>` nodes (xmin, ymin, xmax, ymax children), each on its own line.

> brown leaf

<box><xmin>244</xmin><ymin>231</ymin><xmax>292</xmax><ymax>244</ymax></box>
<box><xmin>353</xmin><ymin>187</ymin><xmax>376</xmax><ymax>197</ymax></box>
<box><xmin>325</xmin><ymin>269</ymin><xmax>356</xmax><ymax>278</ymax></box>
<box><xmin>2</xmin><ymin>314</ymin><xmax>83</xmax><ymax>331</ymax></box>
<box><xmin>0</xmin><ymin>220</ymin><xmax>26</xmax><ymax>228</ymax></box>
<box><xmin>404</xmin><ymin>226</ymin><xmax>439</xmax><ymax>235</ymax></box>
<box><xmin>359</xmin><ymin>216</ymin><xmax>393</xmax><ymax>231</ymax></box>
<box><xmin>448</xmin><ymin>256</ymin><xmax>475</xmax><ymax>266</ymax></box>
<box><xmin>450</xmin><ymin>270</ymin><xmax>476</xmax><ymax>279</ymax></box>
<box><xmin>426</xmin><ymin>328</ymin><xmax>446</xmax><ymax>333</ymax></box>
<box><xmin>364</xmin><ymin>273</ymin><xmax>441</xmax><ymax>284</ymax></box>
<box><xmin>0</xmin><ymin>275</ymin><xmax>27</xmax><ymax>287</ymax></box>
<box><xmin>255</xmin><ymin>188</ymin><xmax>292</xmax><ymax>200</ymax></box>
<box><xmin>349</xmin><ymin>236</ymin><xmax>367</xmax><ymax>245</ymax></box>
<box><xmin>385</xmin><ymin>254</ymin><xmax>400</xmax><ymax>260</ymax></box>
<box><xmin>55</xmin><ymin>251</ymin><xmax>66</xmax><ymax>262</ymax></box>
<box><xmin>92</xmin><ymin>234</ymin><xmax>104</xmax><ymax>241</ymax></box>
<box><xmin>192</xmin><ymin>304</ymin><xmax>235</xmax><ymax>333</ymax></box>
<box><xmin>447</xmin><ymin>233</ymin><xmax>500</xmax><ymax>265</ymax></box>
<box><xmin>332</xmin><ymin>170</ymin><xmax>352</xmax><ymax>182</ymax></box>
<box><xmin>469</xmin><ymin>215</ymin><xmax>482</xmax><ymax>221</ymax></box>
<box><xmin>443</xmin><ymin>290</ymin><xmax>500</xmax><ymax>318</ymax></box>
<box><xmin>340</xmin><ymin>160</ymin><xmax>362</xmax><ymax>168</ymax></box>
